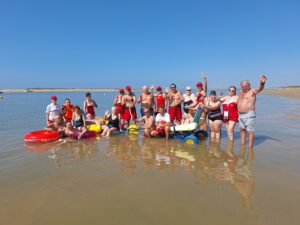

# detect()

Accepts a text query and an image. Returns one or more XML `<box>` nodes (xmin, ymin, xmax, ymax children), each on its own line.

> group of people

<box><xmin>44</xmin><ymin>73</ymin><xmax>267</xmax><ymax>147</ymax></box>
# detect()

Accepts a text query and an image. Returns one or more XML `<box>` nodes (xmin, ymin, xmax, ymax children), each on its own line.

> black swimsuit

<box><xmin>107</xmin><ymin>115</ymin><xmax>119</xmax><ymax>129</ymax></box>
<box><xmin>207</xmin><ymin>100</ymin><xmax>223</xmax><ymax>121</ymax></box>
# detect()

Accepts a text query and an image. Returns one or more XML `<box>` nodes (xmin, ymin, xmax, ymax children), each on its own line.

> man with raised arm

<box><xmin>237</xmin><ymin>75</ymin><xmax>267</xmax><ymax>148</ymax></box>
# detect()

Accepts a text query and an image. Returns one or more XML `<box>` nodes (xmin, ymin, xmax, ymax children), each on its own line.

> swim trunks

<box><xmin>121</xmin><ymin>107</ymin><xmax>137</xmax><ymax>121</ymax></box>
<box><xmin>168</xmin><ymin>105</ymin><xmax>182</xmax><ymax>122</ymax></box>
<box><xmin>238</xmin><ymin>110</ymin><xmax>256</xmax><ymax>132</ymax></box>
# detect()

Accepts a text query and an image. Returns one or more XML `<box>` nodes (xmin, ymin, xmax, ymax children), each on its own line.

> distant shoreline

<box><xmin>0</xmin><ymin>88</ymin><xmax>124</xmax><ymax>93</ymax></box>
<box><xmin>1</xmin><ymin>87</ymin><xmax>300</xmax><ymax>99</ymax></box>
<box><xmin>263</xmin><ymin>87</ymin><xmax>300</xmax><ymax>99</ymax></box>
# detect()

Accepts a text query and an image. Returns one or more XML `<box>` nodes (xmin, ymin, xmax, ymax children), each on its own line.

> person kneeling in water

<box><xmin>151</xmin><ymin>105</ymin><xmax>171</xmax><ymax>140</ymax></box>
<box><xmin>135</xmin><ymin>108</ymin><xmax>155</xmax><ymax>137</ymax></box>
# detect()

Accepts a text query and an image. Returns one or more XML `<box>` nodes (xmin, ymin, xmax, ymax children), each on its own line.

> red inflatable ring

<box><xmin>23</xmin><ymin>130</ymin><xmax>60</xmax><ymax>143</ymax></box>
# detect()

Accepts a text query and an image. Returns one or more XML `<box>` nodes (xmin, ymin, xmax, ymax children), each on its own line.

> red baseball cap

<box><xmin>156</xmin><ymin>86</ymin><xmax>162</xmax><ymax>91</ymax></box>
<box><xmin>119</xmin><ymin>88</ymin><xmax>124</xmax><ymax>93</ymax></box>
<box><xmin>125</xmin><ymin>85</ymin><xmax>131</xmax><ymax>91</ymax></box>
<box><xmin>196</xmin><ymin>82</ymin><xmax>203</xmax><ymax>88</ymax></box>
<box><xmin>50</xmin><ymin>95</ymin><xmax>57</xmax><ymax>100</ymax></box>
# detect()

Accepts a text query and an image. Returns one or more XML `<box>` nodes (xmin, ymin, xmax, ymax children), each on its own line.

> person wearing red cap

<box><xmin>46</xmin><ymin>95</ymin><xmax>62</xmax><ymax>125</ymax></box>
<box><xmin>83</xmin><ymin>92</ymin><xmax>98</xmax><ymax>119</ymax></box>
<box><xmin>137</xmin><ymin>85</ymin><xmax>154</xmax><ymax>117</ymax></box>
<box><xmin>153</xmin><ymin>85</ymin><xmax>166</xmax><ymax>115</ymax></box>
<box><xmin>194</xmin><ymin>72</ymin><xmax>208</xmax><ymax>130</ymax></box>
<box><xmin>166</xmin><ymin>83</ymin><xmax>183</xmax><ymax>124</ymax></box>
<box><xmin>121</xmin><ymin>85</ymin><xmax>137</xmax><ymax>127</ymax></box>
<box><xmin>113</xmin><ymin>88</ymin><xmax>125</xmax><ymax>128</ymax></box>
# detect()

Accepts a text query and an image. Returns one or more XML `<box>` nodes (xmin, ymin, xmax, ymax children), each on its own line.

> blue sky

<box><xmin>1</xmin><ymin>0</ymin><xmax>300</xmax><ymax>89</ymax></box>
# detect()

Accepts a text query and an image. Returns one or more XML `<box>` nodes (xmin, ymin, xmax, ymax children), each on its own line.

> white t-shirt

<box><xmin>155</xmin><ymin>113</ymin><xmax>170</xmax><ymax>123</ymax></box>
<box><xmin>46</xmin><ymin>103</ymin><xmax>62</xmax><ymax>121</ymax></box>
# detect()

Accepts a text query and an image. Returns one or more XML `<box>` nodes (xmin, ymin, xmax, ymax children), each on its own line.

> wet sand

<box><xmin>264</xmin><ymin>86</ymin><xmax>300</xmax><ymax>99</ymax></box>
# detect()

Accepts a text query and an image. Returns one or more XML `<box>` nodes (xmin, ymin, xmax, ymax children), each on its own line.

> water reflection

<box><xmin>24</xmin><ymin>136</ymin><xmax>256</xmax><ymax>212</ymax></box>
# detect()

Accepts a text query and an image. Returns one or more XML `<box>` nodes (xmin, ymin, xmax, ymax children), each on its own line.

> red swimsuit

<box><xmin>222</xmin><ymin>101</ymin><xmax>238</xmax><ymax>123</ymax></box>
<box><xmin>156</xmin><ymin>94</ymin><xmax>165</xmax><ymax>107</ymax></box>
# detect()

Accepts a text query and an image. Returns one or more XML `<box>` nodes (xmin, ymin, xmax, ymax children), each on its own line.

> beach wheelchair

<box><xmin>170</xmin><ymin>108</ymin><xmax>208</xmax><ymax>145</ymax></box>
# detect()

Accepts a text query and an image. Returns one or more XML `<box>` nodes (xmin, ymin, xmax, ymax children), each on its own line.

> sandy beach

<box><xmin>264</xmin><ymin>86</ymin><xmax>300</xmax><ymax>99</ymax></box>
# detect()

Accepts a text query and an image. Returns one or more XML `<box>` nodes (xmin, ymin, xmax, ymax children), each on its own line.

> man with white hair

<box><xmin>237</xmin><ymin>75</ymin><xmax>267</xmax><ymax>148</ymax></box>
<box><xmin>137</xmin><ymin>85</ymin><xmax>154</xmax><ymax>116</ymax></box>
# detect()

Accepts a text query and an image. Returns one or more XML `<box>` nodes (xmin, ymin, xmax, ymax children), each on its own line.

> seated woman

<box><xmin>102</xmin><ymin>106</ymin><xmax>120</xmax><ymax>137</ymax></box>
<box><xmin>71</xmin><ymin>106</ymin><xmax>87</xmax><ymax>140</ymax></box>
<box><xmin>44</xmin><ymin>115</ymin><xmax>65</xmax><ymax>138</ymax></box>
<box><xmin>181</xmin><ymin>108</ymin><xmax>194</xmax><ymax>125</ymax></box>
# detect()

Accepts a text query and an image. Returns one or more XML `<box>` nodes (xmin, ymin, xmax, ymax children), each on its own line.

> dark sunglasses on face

<box><xmin>186</xmin><ymin>89</ymin><xmax>191</xmax><ymax>91</ymax></box>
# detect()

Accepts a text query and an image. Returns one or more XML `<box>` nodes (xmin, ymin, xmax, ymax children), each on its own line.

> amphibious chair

<box><xmin>170</xmin><ymin>108</ymin><xmax>208</xmax><ymax>144</ymax></box>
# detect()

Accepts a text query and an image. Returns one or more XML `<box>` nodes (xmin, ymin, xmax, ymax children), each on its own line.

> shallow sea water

<box><xmin>0</xmin><ymin>92</ymin><xmax>299</xmax><ymax>225</ymax></box>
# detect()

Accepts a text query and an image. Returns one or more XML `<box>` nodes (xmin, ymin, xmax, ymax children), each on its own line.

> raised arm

<box><xmin>254</xmin><ymin>75</ymin><xmax>267</xmax><ymax>94</ymax></box>
<box><xmin>201</xmin><ymin>72</ymin><xmax>208</xmax><ymax>94</ymax></box>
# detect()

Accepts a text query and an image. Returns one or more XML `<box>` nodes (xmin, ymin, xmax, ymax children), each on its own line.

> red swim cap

<box><xmin>196</xmin><ymin>82</ymin><xmax>203</xmax><ymax>88</ymax></box>
<box><xmin>51</xmin><ymin>95</ymin><xmax>57</xmax><ymax>100</ymax></box>
<box><xmin>125</xmin><ymin>85</ymin><xmax>131</xmax><ymax>91</ymax></box>
<box><xmin>119</xmin><ymin>88</ymin><xmax>124</xmax><ymax>93</ymax></box>
<box><xmin>156</xmin><ymin>86</ymin><xmax>162</xmax><ymax>91</ymax></box>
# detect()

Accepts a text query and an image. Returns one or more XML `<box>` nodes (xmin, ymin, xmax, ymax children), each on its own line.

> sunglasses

<box><xmin>228</xmin><ymin>89</ymin><xmax>235</xmax><ymax>92</ymax></box>
<box><xmin>186</xmin><ymin>89</ymin><xmax>191</xmax><ymax>91</ymax></box>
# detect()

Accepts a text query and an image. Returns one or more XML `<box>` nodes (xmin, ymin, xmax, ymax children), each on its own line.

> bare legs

<box><xmin>208</xmin><ymin>119</ymin><xmax>222</xmax><ymax>143</ymax></box>
<box><xmin>226</xmin><ymin>121</ymin><xmax>236</xmax><ymax>141</ymax></box>
<box><xmin>240</xmin><ymin>129</ymin><xmax>255</xmax><ymax>148</ymax></box>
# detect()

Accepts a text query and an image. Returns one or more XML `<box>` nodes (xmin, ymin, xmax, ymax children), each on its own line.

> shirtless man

<box><xmin>166</xmin><ymin>83</ymin><xmax>183</xmax><ymax>125</ymax></box>
<box><xmin>121</xmin><ymin>85</ymin><xmax>137</xmax><ymax>128</ymax></box>
<box><xmin>113</xmin><ymin>88</ymin><xmax>125</xmax><ymax>127</ymax></box>
<box><xmin>137</xmin><ymin>85</ymin><xmax>154</xmax><ymax>116</ymax></box>
<box><xmin>238</xmin><ymin>75</ymin><xmax>267</xmax><ymax>148</ymax></box>
<box><xmin>135</xmin><ymin>108</ymin><xmax>155</xmax><ymax>137</ymax></box>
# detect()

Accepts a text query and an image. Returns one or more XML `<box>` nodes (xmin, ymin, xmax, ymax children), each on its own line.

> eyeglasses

<box><xmin>186</xmin><ymin>89</ymin><xmax>191</xmax><ymax>91</ymax></box>
<box><xmin>228</xmin><ymin>89</ymin><xmax>235</xmax><ymax>92</ymax></box>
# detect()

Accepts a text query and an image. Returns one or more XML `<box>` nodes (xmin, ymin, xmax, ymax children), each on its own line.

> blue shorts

<box><xmin>239</xmin><ymin>110</ymin><xmax>256</xmax><ymax>132</ymax></box>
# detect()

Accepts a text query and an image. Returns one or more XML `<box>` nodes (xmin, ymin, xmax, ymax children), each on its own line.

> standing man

<box><xmin>166</xmin><ymin>83</ymin><xmax>183</xmax><ymax>125</ymax></box>
<box><xmin>137</xmin><ymin>85</ymin><xmax>155</xmax><ymax>116</ymax></box>
<box><xmin>237</xmin><ymin>75</ymin><xmax>267</xmax><ymax>148</ymax></box>
<box><xmin>121</xmin><ymin>85</ymin><xmax>137</xmax><ymax>128</ymax></box>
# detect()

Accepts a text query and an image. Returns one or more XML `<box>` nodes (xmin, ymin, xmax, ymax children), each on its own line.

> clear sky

<box><xmin>1</xmin><ymin>0</ymin><xmax>300</xmax><ymax>89</ymax></box>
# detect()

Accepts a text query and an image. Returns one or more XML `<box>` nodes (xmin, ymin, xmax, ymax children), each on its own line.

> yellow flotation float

<box><xmin>87</xmin><ymin>124</ymin><xmax>102</xmax><ymax>133</ymax></box>
<box><xmin>128</xmin><ymin>124</ymin><xmax>139</xmax><ymax>134</ymax></box>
